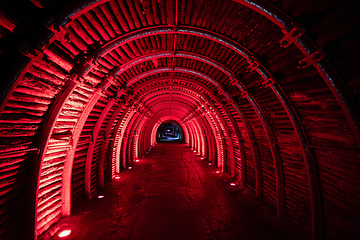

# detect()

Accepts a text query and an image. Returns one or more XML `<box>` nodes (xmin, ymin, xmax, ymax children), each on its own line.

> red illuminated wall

<box><xmin>0</xmin><ymin>0</ymin><xmax>359</xmax><ymax>239</ymax></box>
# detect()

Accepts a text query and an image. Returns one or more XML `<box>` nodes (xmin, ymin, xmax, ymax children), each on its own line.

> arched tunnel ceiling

<box><xmin>0</xmin><ymin>0</ymin><xmax>359</xmax><ymax>239</ymax></box>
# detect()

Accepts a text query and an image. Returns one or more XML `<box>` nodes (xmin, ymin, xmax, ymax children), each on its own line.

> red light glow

<box><xmin>230</xmin><ymin>183</ymin><xmax>236</xmax><ymax>186</ymax></box>
<box><xmin>208</xmin><ymin>163</ymin><xmax>212</xmax><ymax>165</ymax></box>
<box><xmin>58</xmin><ymin>230</ymin><xmax>71</xmax><ymax>238</ymax></box>
<box><xmin>135</xmin><ymin>159</ymin><xmax>140</xmax><ymax>162</ymax></box>
<box><xmin>193</xmin><ymin>150</ymin><xmax>196</xmax><ymax>153</ymax></box>
<box><xmin>216</xmin><ymin>171</ymin><xmax>221</xmax><ymax>174</ymax></box>
<box><xmin>115</xmin><ymin>176</ymin><xmax>121</xmax><ymax>179</ymax></box>
<box><xmin>128</xmin><ymin>167</ymin><xmax>132</xmax><ymax>169</ymax></box>
<box><xmin>97</xmin><ymin>195</ymin><xmax>105</xmax><ymax>199</ymax></box>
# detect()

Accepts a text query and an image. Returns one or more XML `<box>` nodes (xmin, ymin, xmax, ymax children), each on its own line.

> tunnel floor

<box><xmin>58</xmin><ymin>143</ymin><xmax>306</xmax><ymax>240</ymax></box>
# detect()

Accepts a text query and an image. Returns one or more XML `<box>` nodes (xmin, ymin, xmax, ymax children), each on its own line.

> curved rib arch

<box><xmin>113</xmin><ymin>89</ymin><xmax>224</xmax><ymax>170</ymax></box>
<box><xmin>2</xmin><ymin>1</ymin><xmax>357</xmax><ymax>239</ymax></box>
<box><xmin>118</xmin><ymin>66</ymin><xmax>285</xmax><ymax>216</ymax></box>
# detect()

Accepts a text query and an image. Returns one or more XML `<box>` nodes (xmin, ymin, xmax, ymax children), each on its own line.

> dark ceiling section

<box><xmin>0</xmin><ymin>0</ymin><xmax>359</xmax><ymax>239</ymax></box>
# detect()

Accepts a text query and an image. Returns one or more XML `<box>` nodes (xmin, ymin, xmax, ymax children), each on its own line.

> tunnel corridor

<box><xmin>0</xmin><ymin>0</ymin><xmax>359</xmax><ymax>239</ymax></box>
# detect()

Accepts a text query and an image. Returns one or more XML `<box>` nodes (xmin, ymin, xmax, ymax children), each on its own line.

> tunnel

<box><xmin>0</xmin><ymin>0</ymin><xmax>359</xmax><ymax>239</ymax></box>
<box><xmin>156</xmin><ymin>120</ymin><xmax>184</xmax><ymax>142</ymax></box>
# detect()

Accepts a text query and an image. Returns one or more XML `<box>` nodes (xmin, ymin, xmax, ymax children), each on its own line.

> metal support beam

<box><xmin>121</xmin><ymin>112</ymin><xmax>140</xmax><ymax>168</ymax></box>
<box><xmin>132</xmin><ymin>88</ymin><xmax>224</xmax><ymax>168</ymax></box>
<box><xmin>239</xmin><ymin>1</ymin><xmax>360</xmax><ymax>150</ymax></box>
<box><xmin>110</xmin><ymin>107</ymin><xmax>135</xmax><ymax>172</ymax></box>
<box><xmin>28</xmin><ymin>18</ymin><xmax>335</xmax><ymax>239</ymax></box>
<box><xmin>99</xmin><ymin>102</ymin><xmax>123</xmax><ymax>187</ymax></box>
<box><xmin>124</xmin><ymin>68</ymin><xmax>279</xmax><ymax>204</ymax></box>
<box><xmin>29</xmin><ymin>75</ymin><xmax>78</xmax><ymax>239</ymax></box>
<box><xmin>131</xmin><ymin>75</ymin><xmax>261</xmax><ymax>189</ymax></box>
<box><xmin>62</xmin><ymin>78</ymin><xmax>112</xmax><ymax>216</ymax></box>
<box><xmin>84</xmin><ymin>99</ymin><xmax>115</xmax><ymax>199</ymax></box>
<box><xmin>133</xmin><ymin>82</ymin><xmax>240</xmax><ymax>179</ymax></box>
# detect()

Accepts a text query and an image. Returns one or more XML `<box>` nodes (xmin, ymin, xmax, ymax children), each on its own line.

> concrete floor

<box><xmin>54</xmin><ymin>143</ymin><xmax>307</xmax><ymax>240</ymax></box>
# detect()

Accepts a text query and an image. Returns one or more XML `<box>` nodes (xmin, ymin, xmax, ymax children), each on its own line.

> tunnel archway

<box><xmin>0</xmin><ymin>0</ymin><xmax>359</xmax><ymax>239</ymax></box>
<box><xmin>156</xmin><ymin>120</ymin><xmax>184</xmax><ymax>142</ymax></box>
